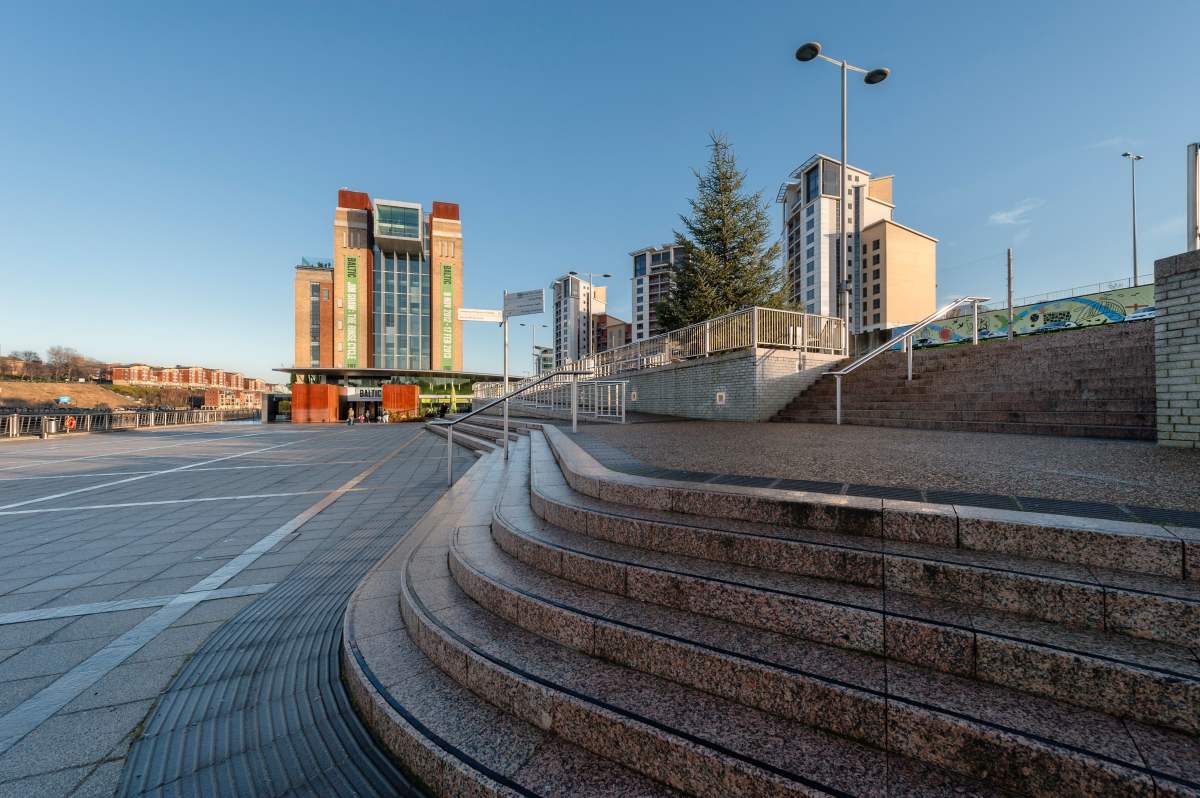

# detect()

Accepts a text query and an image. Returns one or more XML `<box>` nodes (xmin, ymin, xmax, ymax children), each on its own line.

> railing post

<box><xmin>704</xmin><ymin>321</ymin><xmax>711</xmax><ymax>356</ymax></box>
<box><xmin>750</xmin><ymin>307</ymin><xmax>759</xmax><ymax>349</ymax></box>
<box><xmin>907</xmin><ymin>338</ymin><xmax>914</xmax><ymax>381</ymax></box>
<box><xmin>972</xmin><ymin>301</ymin><xmax>980</xmax><ymax>345</ymax></box>
<box><xmin>447</xmin><ymin>425</ymin><xmax>453</xmax><ymax>486</ymax></box>
<box><xmin>571</xmin><ymin>373</ymin><xmax>578</xmax><ymax>433</ymax></box>
<box><xmin>9</xmin><ymin>415</ymin><xmax>17</xmax><ymax>438</ymax></box>
<box><xmin>835</xmin><ymin>375</ymin><xmax>842</xmax><ymax>425</ymax></box>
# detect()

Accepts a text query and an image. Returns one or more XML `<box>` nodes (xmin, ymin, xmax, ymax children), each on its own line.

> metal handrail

<box><xmin>431</xmin><ymin>369</ymin><xmax>591</xmax><ymax>484</ymax></box>
<box><xmin>826</xmin><ymin>295</ymin><xmax>991</xmax><ymax>424</ymax></box>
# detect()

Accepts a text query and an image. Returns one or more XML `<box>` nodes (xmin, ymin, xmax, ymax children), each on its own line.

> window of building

<box><xmin>873</xmin><ymin>313</ymin><xmax>881</xmax><ymax>324</ymax></box>
<box><xmin>862</xmin><ymin>301</ymin><xmax>867</xmax><ymax>311</ymax></box>
<box><xmin>873</xmin><ymin>298</ymin><xmax>881</xmax><ymax>309</ymax></box>
<box><xmin>805</xmin><ymin>166</ymin><xmax>820</xmax><ymax>204</ymax></box>
<box><xmin>805</xmin><ymin>233</ymin><xmax>814</xmax><ymax>245</ymax></box>
<box><xmin>806</xmin><ymin>289</ymin><xmax>815</xmax><ymax>301</ymax></box>
<box><xmin>873</xmin><ymin>284</ymin><xmax>881</xmax><ymax>295</ymax></box>
<box><xmin>806</xmin><ymin>262</ymin><xmax>814</xmax><ymax>273</ymax></box>
<box><xmin>805</xmin><ymin>204</ymin><xmax>814</xmax><ymax>217</ymax></box>
<box><xmin>862</xmin><ymin>244</ymin><xmax>868</xmax><ymax>254</ymax></box>
<box><xmin>633</xmin><ymin>254</ymin><xmax>646</xmax><ymax>277</ymax></box>
<box><xmin>806</xmin><ymin>247</ymin><xmax>814</xmax><ymax>260</ymax></box>
<box><xmin>872</xmin><ymin>269</ymin><xmax>880</xmax><ymax>280</ymax></box>
<box><xmin>806</xmin><ymin>275</ymin><xmax>814</xmax><ymax>287</ymax></box>
<box><xmin>872</xmin><ymin>254</ymin><xmax>880</xmax><ymax>265</ymax></box>
<box><xmin>805</xmin><ymin>219</ymin><xmax>814</xmax><ymax>231</ymax></box>
<box><xmin>322</xmin><ymin>288</ymin><xmax>330</xmax><ymax>301</ymax></box>
<box><xmin>872</xmin><ymin>239</ymin><xmax>880</xmax><ymax>251</ymax></box>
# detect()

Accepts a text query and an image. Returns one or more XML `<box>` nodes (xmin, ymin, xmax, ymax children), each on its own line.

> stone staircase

<box><xmin>773</xmin><ymin>321</ymin><xmax>1156</xmax><ymax>440</ymax></box>
<box><xmin>343</xmin><ymin>421</ymin><xmax>1199</xmax><ymax>796</ymax></box>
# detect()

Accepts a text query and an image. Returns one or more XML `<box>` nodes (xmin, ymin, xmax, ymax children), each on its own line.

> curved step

<box><xmin>540</xmin><ymin>424</ymin><xmax>1195</xmax><ymax>584</ymax></box>
<box><xmin>521</xmin><ymin>433</ymin><xmax>1200</xmax><ymax>733</ymax></box>
<box><xmin>343</xmin><ymin>453</ymin><xmax>677</xmax><ymax>798</ymax></box>
<box><xmin>412</xmin><ymin>531</ymin><xmax>1008</xmax><ymax>796</ymax></box>
<box><xmin>472</xmin><ymin>507</ymin><xmax>1196</xmax><ymax>797</ymax></box>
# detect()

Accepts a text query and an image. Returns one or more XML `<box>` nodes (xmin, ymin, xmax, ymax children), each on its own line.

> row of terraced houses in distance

<box><xmin>104</xmin><ymin>364</ymin><xmax>277</xmax><ymax>409</ymax></box>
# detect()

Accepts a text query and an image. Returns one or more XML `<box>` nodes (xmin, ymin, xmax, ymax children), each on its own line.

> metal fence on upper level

<box><xmin>472</xmin><ymin>306</ymin><xmax>845</xmax><ymax>424</ymax></box>
<box><xmin>0</xmin><ymin>409</ymin><xmax>260</xmax><ymax>439</ymax></box>
<box><xmin>580</xmin><ymin>306</ymin><xmax>846</xmax><ymax>378</ymax></box>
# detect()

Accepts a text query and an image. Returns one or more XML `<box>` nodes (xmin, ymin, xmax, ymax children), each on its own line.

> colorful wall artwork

<box><xmin>894</xmin><ymin>284</ymin><xmax>1155</xmax><ymax>349</ymax></box>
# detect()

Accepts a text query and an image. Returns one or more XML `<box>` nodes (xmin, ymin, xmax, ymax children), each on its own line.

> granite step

<box><xmin>539</xmin><ymin>425</ymin><xmax>1196</xmax><ymax>584</ymax></box>
<box><xmin>416</xmin><ymin>530</ymin><xmax>1012</xmax><ymax>797</ymax></box>
<box><xmin>455</xmin><ymin>421</ymin><xmax>524</xmax><ymax>442</ymax></box>
<box><xmin>342</xmin><ymin>450</ymin><xmax>683</xmax><ymax>798</ymax></box>
<box><xmin>423</xmin><ymin>422</ymin><xmax>498</xmax><ymax>453</ymax></box>
<box><xmin>507</xmin><ymin>480</ymin><xmax>1200</xmax><ymax>734</ymax></box>
<box><xmin>466</xmin><ymin>505</ymin><xmax>1199</xmax><ymax>797</ymax></box>
<box><xmin>771</xmin><ymin>415</ymin><xmax>1157</xmax><ymax>440</ymax></box>
<box><xmin>529</xmin><ymin>436</ymin><xmax>1200</xmax><ymax>653</ymax></box>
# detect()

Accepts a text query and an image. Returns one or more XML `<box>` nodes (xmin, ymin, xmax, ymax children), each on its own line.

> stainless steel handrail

<box><xmin>826</xmin><ymin>295</ymin><xmax>991</xmax><ymax>424</ymax></box>
<box><xmin>430</xmin><ymin>369</ymin><xmax>592</xmax><ymax>484</ymax></box>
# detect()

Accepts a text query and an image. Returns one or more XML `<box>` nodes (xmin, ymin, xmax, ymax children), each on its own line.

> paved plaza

<box><xmin>0</xmin><ymin>422</ymin><xmax>468</xmax><ymax>797</ymax></box>
<box><xmin>583</xmin><ymin>418</ymin><xmax>1200</xmax><ymax>514</ymax></box>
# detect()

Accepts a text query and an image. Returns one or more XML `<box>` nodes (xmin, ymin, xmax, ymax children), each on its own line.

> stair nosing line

<box><xmin>489</xmin><ymin>505</ymin><xmax>1198</xmax><ymax>790</ymax></box>
<box><xmin>518</xmin><ymin>494</ymin><xmax>1200</xmax><ymax>682</ymax></box>
<box><xmin>345</xmin><ymin>637</ymin><xmax>540</xmax><ymax>798</ymax></box>
<box><xmin>535</xmin><ymin>482</ymin><xmax>1197</xmax><ymax>606</ymax></box>
<box><xmin>416</xmin><ymin>531</ymin><xmax>858</xmax><ymax>797</ymax></box>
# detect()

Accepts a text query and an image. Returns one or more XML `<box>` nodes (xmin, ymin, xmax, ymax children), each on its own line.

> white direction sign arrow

<box><xmin>458</xmin><ymin>308</ymin><xmax>503</xmax><ymax>323</ymax></box>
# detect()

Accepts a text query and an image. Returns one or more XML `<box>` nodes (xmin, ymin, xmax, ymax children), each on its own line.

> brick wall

<box><xmin>1155</xmin><ymin>250</ymin><xmax>1200</xmax><ymax>447</ymax></box>
<box><xmin>624</xmin><ymin>348</ymin><xmax>844</xmax><ymax>422</ymax></box>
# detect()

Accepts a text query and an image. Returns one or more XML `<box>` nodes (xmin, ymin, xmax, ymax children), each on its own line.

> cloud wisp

<box><xmin>989</xmin><ymin>198</ymin><xmax>1045</xmax><ymax>226</ymax></box>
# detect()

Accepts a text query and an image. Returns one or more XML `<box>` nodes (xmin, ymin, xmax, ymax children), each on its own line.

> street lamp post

<box><xmin>567</xmin><ymin>271</ymin><xmax>611</xmax><ymax>359</ymax></box>
<box><xmin>1121</xmin><ymin>152</ymin><xmax>1144</xmax><ymax>287</ymax></box>
<box><xmin>520</xmin><ymin>322</ymin><xmax>548</xmax><ymax>376</ymax></box>
<box><xmin>795</xmin><ymin>42</ymin><xmax>889</xmax><ymax>353</ymax></box>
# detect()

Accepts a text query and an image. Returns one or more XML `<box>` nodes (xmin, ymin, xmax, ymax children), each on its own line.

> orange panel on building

<box><xmin>291</xmin><ymin>384</ymin><xmax>341</xmax><ymax>423</ymax></box>
<box><xmin>382</xmin><ymin>384</ymin><xmax>420</xmax><ymax>419</ymax></box>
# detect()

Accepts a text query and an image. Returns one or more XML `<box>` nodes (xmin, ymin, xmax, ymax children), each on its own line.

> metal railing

<box><xmin>1</xmin><ymin>409</ymin><xmax>260</xmax><ymax>439</ymax></box>
<box><xmin>1013</xmin><ymin>275</ymin><xmax>1154</xmax><ymax>307</ymax></box>
<box><xmin>431</xmin><ymin>370</ymin><xmax>591</xmax><ymax>485</ymax></box>
<box><xmin>472</xmin><ymin>374</ymin><xmax>627</xmax><ymax>423</ymax></box>
<box><xmin>826</xmin><ymin>296</ymin><xmax>990</xmax><ymax>424</ymax></box>
<box><xmin>569</xmin><ymin>306</ymin><xmax>845</xmax><ymax>378</ymax></box>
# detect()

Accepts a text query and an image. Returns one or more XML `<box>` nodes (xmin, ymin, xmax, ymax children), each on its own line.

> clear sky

<box><xmin>2</xmin><ymin>0</ymin><xmax>1195</xmax><ymax>380</ymax></box>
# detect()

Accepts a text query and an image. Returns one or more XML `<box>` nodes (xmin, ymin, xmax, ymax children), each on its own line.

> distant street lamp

<box><xmin>795</xmin><ymin>41</ymin><xmax>889</xmax><ymax>347</ymax></box>
<box><xmin>1121</xmin><ymin>152</ymin><xmax>1144</xmax><ymax>287</ymax></box>
<box><xmin>519</xmin><ymin>322</ymin><xmax>548</xmax><ymax>375</ymax></box>
<box><xmin>567</xmin><ymin>271</ymin><xmax>612</xmax><ymax>358</ymax></box>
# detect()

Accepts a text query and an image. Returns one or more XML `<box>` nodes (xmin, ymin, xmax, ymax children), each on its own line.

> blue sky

<box><xmin>1</xmin><ymin>0</ymin><xmax>1195</xmax><ymax>380</ymax></box>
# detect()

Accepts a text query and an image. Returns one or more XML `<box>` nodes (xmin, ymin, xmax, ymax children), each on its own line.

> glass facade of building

<box><xmin>308</xmin><ymin>283</ymin><xmax>321</xmax><ymax>367</ymax></box>
<box><xmin>373</xmin><ymin>249</ymin><xmax>430</xmax><ymax>369</ymax></box>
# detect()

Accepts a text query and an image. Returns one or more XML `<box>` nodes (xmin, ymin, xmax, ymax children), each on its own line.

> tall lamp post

<box><xmin>1121</xmin><ymin>152</ymin><xmax>1143</xmax><ymax>287</ymax></box>
<box><xmin>567</xmin><ymin>271</ymin><xmax>611</xmax><ymax>358</ymax></box>
<box><xmin>519</xmin><ymin>322</ymin><xmax>548</xmax><ymax>376</ymax></box>
<box><xmin>795</xmin><ymin>42</ymin><xmax>889</xmax><ymax>352</ymax></box>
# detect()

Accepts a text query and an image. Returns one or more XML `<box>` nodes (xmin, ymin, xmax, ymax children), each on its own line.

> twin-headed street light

<box><xmin>519</xmin><ymin>321</ymin><xmax>548</xmax><ymax>376</ymax></box>
<box><xmin>795</xmin><ymin>41</ymin><xmax>889</xmax><ymax>348</ymax></box>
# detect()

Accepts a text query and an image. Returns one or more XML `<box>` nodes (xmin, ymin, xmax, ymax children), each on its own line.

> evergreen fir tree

<box><xmin>657</xmin><ymin>133</ymin><xmax>788</xmax><ymax>332</ymax></box>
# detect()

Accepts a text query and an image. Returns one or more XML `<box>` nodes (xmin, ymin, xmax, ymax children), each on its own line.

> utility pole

<box><xmin>1006</xmin><ymin>248</ymin><xmax>1014</xmax><ymax>341</ymax></box>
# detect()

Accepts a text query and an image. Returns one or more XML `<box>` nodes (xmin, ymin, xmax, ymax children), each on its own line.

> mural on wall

<box><xmin>896</xmin><ymin>284</ymin><xmax>1155</xmax><ymax>348</ymax></box>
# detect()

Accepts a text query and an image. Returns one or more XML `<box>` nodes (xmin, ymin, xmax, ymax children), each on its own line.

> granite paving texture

<box><xmin>0</xmin><ymin>422</ymin><xmax>470</xmax><ymax>798</ymax></box>
<box><xmin>577</xmin><ymin>419</ymin><xmax>1200</xmax><ymax>519</ymax></box>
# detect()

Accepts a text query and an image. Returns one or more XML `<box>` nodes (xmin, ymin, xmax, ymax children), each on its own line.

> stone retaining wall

<box><xmin>623</xmin><ymin>347</ymin><xmax>843</xmax><ymax>422</ymax></box>
<box><xmin>1155</xmin><ymin>249</ymin><xmax>1200</xmax><ymax>447</ymax></box>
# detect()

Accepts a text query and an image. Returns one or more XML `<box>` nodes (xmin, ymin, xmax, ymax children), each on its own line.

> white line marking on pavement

<box><xmin>0</xmin><ymin>431</ymin><xmax>273</xmax><ymax>472</ymax></box>
<box><xmin>0</xmin><ymin>430</ymin><xmax>420</xmax><ymax>756</ymax></box>
<box><xmin>0</xmin><ymin>460</ymin><xmax>370</xmax><ymax>483</ymax></box>
<box><xmin>0</xmin><ymin>489</ymin><xmax>367</xmax><ymax>516</ymax></box>
<box><xmin>0</xmin><ymin>583</ymin><xmax>276</xmax><ymax>626</ymax></box>
<box><xmin>0</xmin><ymin>439</ymin><xmax>310</xmax><ymax>511</ymax></box>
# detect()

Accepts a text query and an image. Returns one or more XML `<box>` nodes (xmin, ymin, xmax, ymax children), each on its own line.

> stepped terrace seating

<box><xmin>344</xmin><ymin>418</ymin><xmax>1199</xmax><ymax>796</ymax></box>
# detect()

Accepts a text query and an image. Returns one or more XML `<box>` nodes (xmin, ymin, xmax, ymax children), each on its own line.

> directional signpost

<box><xmin>444</xmin><ymin>290</ymin><xmax>545</xmax><ymax>476</ymax></box>
<box><xmin>498</xmin><ymin>289</ymin><xmax>544</xmax><ymax>459</ymax></box>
